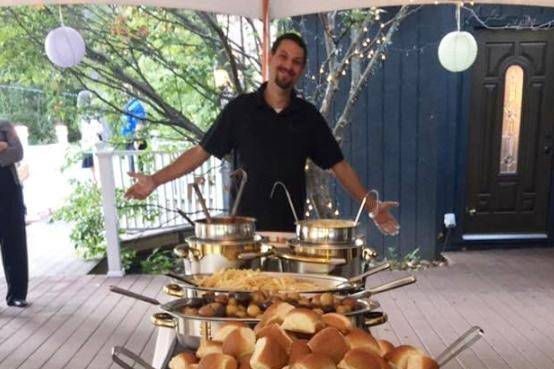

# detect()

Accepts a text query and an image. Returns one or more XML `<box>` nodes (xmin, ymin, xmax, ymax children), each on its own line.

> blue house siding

<box><xmin>298</xmin><ymin>5</ymin><xmax>554</xmax><ymax>260</ymax></box>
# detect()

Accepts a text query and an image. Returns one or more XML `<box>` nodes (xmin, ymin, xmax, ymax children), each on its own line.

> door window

<box><xmin>499</xmin><ymin>64</ymin><xmax>524</xmax><ymax>174</ymax></box>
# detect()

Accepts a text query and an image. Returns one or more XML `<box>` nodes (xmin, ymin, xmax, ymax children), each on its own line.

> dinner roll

<box><xmin>238</xmin><ymin>354</ymin><xmax>253</xmax><ymax>369</ymax></box>
<box><xmin>344</xmin><ymin>329</ymin><xmax>380</xmax><ymax>356</ymax></box>
<box><xmin>214</xmin><ymin>322</ymin><xmax>248</xmax><ymax>342</ymax></box>
<box><xmin>384</xmin><ymin>345</ymin><xmax>425</xmax><ymax>369</ymax></box>
<box><xmin>288</xmin><ymin>340</ymin><xmax>311</xmax><ymax>365</ymax></box>
<box><xmin>197</xmin><ymin>353</ymin><xmax>238</xmax><ymax>369</ymax></box>
<box><xmin>322</xmin><ymin>313</ymin><xmax>353</xmax><ymax>334</ymax></box>
<box><xmin>406</xmin><ymin>355</ymin><xmax>439</xmax><ymax>369</ymax></box>
<box><xmin>337</xmin><ymin>348</ymin><xmax>390</xmax><ymax>369</ymax></box>
<box><xmin>307</xmin><ymin>327</ymin><xmax>348</xmax><ymax>364</ymax></box>
<box><xmin>196</xmin><ymin>340</ymin><xmax>223</xmax><ymax>359</ymax></box>
<box><xmin>259</xmin><ymin>302</ymin><xmax>295</xmax><ymax>327</ymax></box>
<box><xmin>222</xmin><ymin>327</ymin><xmax>256</xmax><ymax>358</ymax></box>
<box><xmin>250</xmin><ymin>336</ymin><xmax>288</xmax><ymax>369</ymax></box>
<box><xmin>169</xmin><ymin>352</ymin><xmax>198</xmax><ymax>369</ymax></box>
<box><xmin>290</xmin><ymin>353</ymin><xmax>337</xmax><ymax>369</ymax></box>
<box><xmin>257</xmin><ymin>323</ymin><xmax>295</xmax><ymax>352</ymax></box>
<box><xmin>281</xmin><ymin>309</ymin><xmax>325</xmax><ymax>334</ymax></box>
<box><xmin>376</xmin><ymin>340</ymin><xmax>394</xmax><ymax>357</ymax></box>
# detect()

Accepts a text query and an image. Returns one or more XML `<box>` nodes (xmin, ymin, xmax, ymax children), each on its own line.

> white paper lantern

<box><xmin>438</xmin><ymin>31</ymin><xmax>478</xmax><ymax>72</ymax></box>
<box><xmin>45</xmin><ymin>26</ymin><xmax>86</xmax><ymax>68</ymax></box>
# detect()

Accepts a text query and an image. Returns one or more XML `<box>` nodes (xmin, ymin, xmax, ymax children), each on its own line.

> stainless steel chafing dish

<box><xmin>274</xmin><ymin>237</ymin><xmax>376</xmax><ymax>277</ymax></box>
<box><xmin>164</xmin><ymin>261</ymin><xmax>391</xmax><ymax>296</ymax></box>
<box><xmin>192</xmin><ymin>169</ymin><xmax>256</xmax><ymax>241</ymax></box>
<box><xmin>176</xmin><ymin>170</ymin><xmax>270</xmax><ymax>274</ymax></box>
<box><xmin>268</xmin><ymin>182</ymin><xmax>375</xmax><ymax>278</ymax></box>
<box><xmin>174</xmin><ymin>235</ymin><xmax>270</xmax><ymax>274</ymax></box>
<box><xmin>110</xmin><ymin>275</ymin><xmax>414</xmax><ymax>349</ymax></box>
<box><xmin>271</xmin><ymin>182</ymin><xmax>370</xmax><ymax>245</ymax></box>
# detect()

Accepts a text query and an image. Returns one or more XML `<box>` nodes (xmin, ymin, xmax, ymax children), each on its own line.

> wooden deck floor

<box><xmin>0</xmin><ymin>248</ymin><xmax>553</xmax><ymax>369</ymax></box>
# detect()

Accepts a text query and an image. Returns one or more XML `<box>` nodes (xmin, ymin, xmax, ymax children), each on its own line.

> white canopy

<box><xmin>2</xmin><ymin>0</ymin><xmax>553</xmax><ymax>19</ymax></box>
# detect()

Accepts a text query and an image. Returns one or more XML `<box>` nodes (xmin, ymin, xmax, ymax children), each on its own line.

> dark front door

<box><xmin>464</xmin><ymin>30</ymin><xmax>554</xmax><ymax>237</ymax></box>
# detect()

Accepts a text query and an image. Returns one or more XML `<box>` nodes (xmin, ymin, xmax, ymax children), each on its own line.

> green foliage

<box><xmin>384</xmin><ymin>246</ymin><xmax>421</xmax><ymax>270</ymax></box>
<box><xmin>52</xmin><ymin>179</ymin><xmax>107</xmax><ymax>259</ymax></box>
<box><xmin>52</xmin><ymin>178</ymin><xmax>159</xmax><ymax>268</ymax></box>
<box><xmin>140</xmin><ymin>248</ymin><xmax>177</xmax><ymax>274</ymax></box>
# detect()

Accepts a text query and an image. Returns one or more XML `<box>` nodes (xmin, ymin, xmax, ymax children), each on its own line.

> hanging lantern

<box><xmin>76</xmin><ymin>90</ymin><xmax>93</xmax><ymax>108</ymax></box>
<box><xmin>437</xmin><ymin>31</ymin><xmax>478</xmax><ymax>72</ymax></box>
<box><xmin>45</xmin><ymin>26</ymin><xmax>86</xmax><ymax>68</ymax></box>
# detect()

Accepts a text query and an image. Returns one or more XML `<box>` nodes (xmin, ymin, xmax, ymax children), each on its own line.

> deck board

<box><xmin>1</xmin><ymin>248</ymin><xmax>554</xmax><ymax>368</ymax></box>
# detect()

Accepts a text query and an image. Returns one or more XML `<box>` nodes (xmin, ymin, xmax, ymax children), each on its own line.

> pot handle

<box><xmin>348</xmin><ymin>275</ymin><xmax>416</xmax><ymax>299</ymax></box>
<box><xmin>110</xmin><ymin>285</ymin><xmax>161</xmax><ymax>306</ymax></box>
<box><xmin>363</xmin><ymin>311</ymin><xmax>388</xmax><ymax>328</ymax></box>
<box><xmin>436</xmin><ymin>326</ymin><xmax>484</xmax><ymax>367</ymax></box>
<box><xmin>174</xmin><ymin>244</ymin><xmax>200</xmax><ymax>260</ymax></box>
<box><xmin>230</xmin><ymin>169</ymin><xmax>248</xmax><ymax>217</ymax></box>
<box><xmin>112</xmin><ymin>346</ymin><xmax>157</xmax><ymax>369</ymax></box>
<box><xmin>164</xmin><ymin>283</ymin><xmax>185</xmax><ymax>298</ymax></box>
<box><xmin>151</xmin><ymin>312</ymin><xmax>178</xmax><ymax>329</ymax></box>
<box><xmin>276</xmin><ymin>251</ymin><xmax>347</xmax><ymax>265</ymax></box>
<box><xmin>347</xmin><ymin>261</ymin><xmax>391</xmax><ymax>284</ymax></box>
<box><xmin>270</xmin><ymin>181</ymin><xmax>298</xmax><ymax>222</ymax></box>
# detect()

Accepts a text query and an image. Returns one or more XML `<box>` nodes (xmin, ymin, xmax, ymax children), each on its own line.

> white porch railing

<box><xmin>95</xmin><ymin>143</ymin><xmax>228</xmax><ymax>276</ymax></box>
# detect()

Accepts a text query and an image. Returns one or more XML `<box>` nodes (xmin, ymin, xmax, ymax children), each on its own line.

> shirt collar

<box><xmin>255</xmin><ymin>82</ymin><xmax>302</xmax><ymax>114</ymax></box>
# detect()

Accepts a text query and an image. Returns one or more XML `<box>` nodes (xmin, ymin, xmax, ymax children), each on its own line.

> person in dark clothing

<box><xmin>125</xmin><ymin>33</ymin><xmax>399</xmax><ymax>235</ymax></box>
<box><xmin>0</xmin><ymin>120</ymin><xmax>28</xmax><ymax>307</ymax></box>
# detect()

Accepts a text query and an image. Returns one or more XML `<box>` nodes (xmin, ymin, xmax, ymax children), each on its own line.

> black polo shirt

<box><xmin>200</xmin><ymin>83</ymin><xmax>344</xmax><ymax>231</ymax></box>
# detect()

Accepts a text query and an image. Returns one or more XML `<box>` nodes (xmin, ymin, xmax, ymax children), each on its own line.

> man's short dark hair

<box><xmin>271</xmin><ymin>33</ymin><xmax>308</xmax><ymax>65</ymax></box>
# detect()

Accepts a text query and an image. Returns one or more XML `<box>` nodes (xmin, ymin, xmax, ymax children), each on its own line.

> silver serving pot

<box><xmin>274</xmin><ymin>238</ymin><xmax>376</xmax><ymax>278</ymax></box>
<box><xmin>194</xmin><ymin>216</ymin><xmax>257</xmax><ymax>241</ymax></box>
<box><xmin>295</xmin><ymin>219</ymin><xmax>358</xmax><ymax>244</ymax></box>
<box><xmin>192</xmin><ymin>169</ymin><xmax>256</xmax><ymax>241</ymax></box>
<box><xmin>173</xmin><ymin>235</ymin><xmax>269</xmax><ymax>275</ymax></box>
<box><xmin>271</xmin><ymin>181</ymin><xmax>370</xmax><ymax>244</ymax></box>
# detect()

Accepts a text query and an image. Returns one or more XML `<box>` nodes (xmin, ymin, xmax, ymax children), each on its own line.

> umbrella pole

<box><xmin>262</xmin><ymin>0</ymin><xmax>270</xmax><ymax>81</ymax></box>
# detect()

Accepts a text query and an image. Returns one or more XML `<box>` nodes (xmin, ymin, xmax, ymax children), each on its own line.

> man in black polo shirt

<box><xmin>126</xmin><ymin>33</ymin><xmax>399</xmax><ymax>235</ymax></box>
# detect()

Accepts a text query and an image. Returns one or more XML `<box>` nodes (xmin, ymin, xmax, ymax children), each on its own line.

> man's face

<box><xmin>269</xmin><ymin>39</ymin><xmax>305</xmax><ymax>90</ymax></box>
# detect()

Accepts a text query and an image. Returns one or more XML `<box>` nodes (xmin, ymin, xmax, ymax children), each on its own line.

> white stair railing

<box><xmin>95</xmin><ymin>142</ymin><xmax>227</xmax><ymax>276</ymax></box>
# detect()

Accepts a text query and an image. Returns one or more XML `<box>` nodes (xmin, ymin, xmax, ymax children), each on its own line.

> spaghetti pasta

<box><xmin>194</xmin><ymin>269</ymin><xmax>319</xmax><ymax>292</ymax></box>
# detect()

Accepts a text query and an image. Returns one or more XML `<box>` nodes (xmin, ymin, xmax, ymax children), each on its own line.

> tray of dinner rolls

<box><xmin>162</xmin><ymin>305</ymin><xmax>483</xmax><ymax>369</ymax></box>
<box><xmin>113</xmin><ymin>296</ymin><xmax>483</xmax><ymax>369</ymax></box>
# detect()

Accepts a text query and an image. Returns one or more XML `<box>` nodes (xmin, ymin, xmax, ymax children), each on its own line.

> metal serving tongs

<box><xmin>347</xmin><ymin>274</ymin><xmax>417</xmax><ymax>299</ymax></box>
<box><xmin>270</xmin><ymin>181</ymin><xmax>298</xmax><ymax>222</ymax></box>
<box><xmin>112</xmin><ymin>346</ymin><xmax>156</xmax><ymax>369</ymax></box>
<box><xmin>335</xmin><ymin>260</ymin><xmax>391</xmax><ymax>289</ymax></box>
<box><xmin>435</xmin><ymin>326</ymin><xmax>484</xmax><ymax>367</ymax></box>
<box><xmin>230</xmin><ymin>168</ymin><xmax>248</xmax><ymax>217</ymax></box>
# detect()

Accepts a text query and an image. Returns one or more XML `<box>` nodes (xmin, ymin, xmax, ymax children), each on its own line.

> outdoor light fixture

<box><xmin>213</xmin><ymin>68</ymin><xmax>230</xmax><ymax>89</ymax></box>
<box><xmin>44</xmin><ymin>7</ymin><xmax>86</xmax><ymax>68</ymax></box>
<box><xmin>437</xmin><ymin>4</ymin><xmax>477</xmax><ymax>72</ymax></box>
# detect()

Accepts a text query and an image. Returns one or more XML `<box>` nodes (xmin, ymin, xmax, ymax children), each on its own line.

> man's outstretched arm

<box><xmin>330</xmin><ymin>160</ymin><xmax>400</xmax><ymax>236</ymax></box>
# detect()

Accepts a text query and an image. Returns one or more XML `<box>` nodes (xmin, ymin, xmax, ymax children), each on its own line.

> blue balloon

<box><xmin>121</xmin><ymin>98</ymin><xmax>146</xmax><ymax>137</ymax></box>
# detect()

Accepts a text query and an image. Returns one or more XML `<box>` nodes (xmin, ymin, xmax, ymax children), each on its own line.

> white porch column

<box><xmin>95</xmin><ymin>142</ymin><xmax>125</xmax><ymax>277</ymax></box>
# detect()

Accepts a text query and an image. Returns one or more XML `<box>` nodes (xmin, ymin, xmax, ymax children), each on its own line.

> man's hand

<box><xmin>125</xmin><ymin>172</ymin><xmax>156</xmax><ymax>200</ymax></box>
<box><xmin>370</xmin><ymin>200</ymin><xmax>400</xmax><ymax>236</ymax></box>
<box><xmin>0</xmin><ymin>141</ymin><xmax>8</xmax><ymax>152</ymax></box>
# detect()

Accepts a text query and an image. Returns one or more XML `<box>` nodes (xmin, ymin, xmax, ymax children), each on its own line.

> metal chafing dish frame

<box><xmin>110</xmin><ymin>285</ymin><xmax>385</xmax><ymax>349</ymax></box>
<box><xmin>112</xmin><ymin>326</ymin><xmax>484</xmax><ymax>369</ymax></box>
